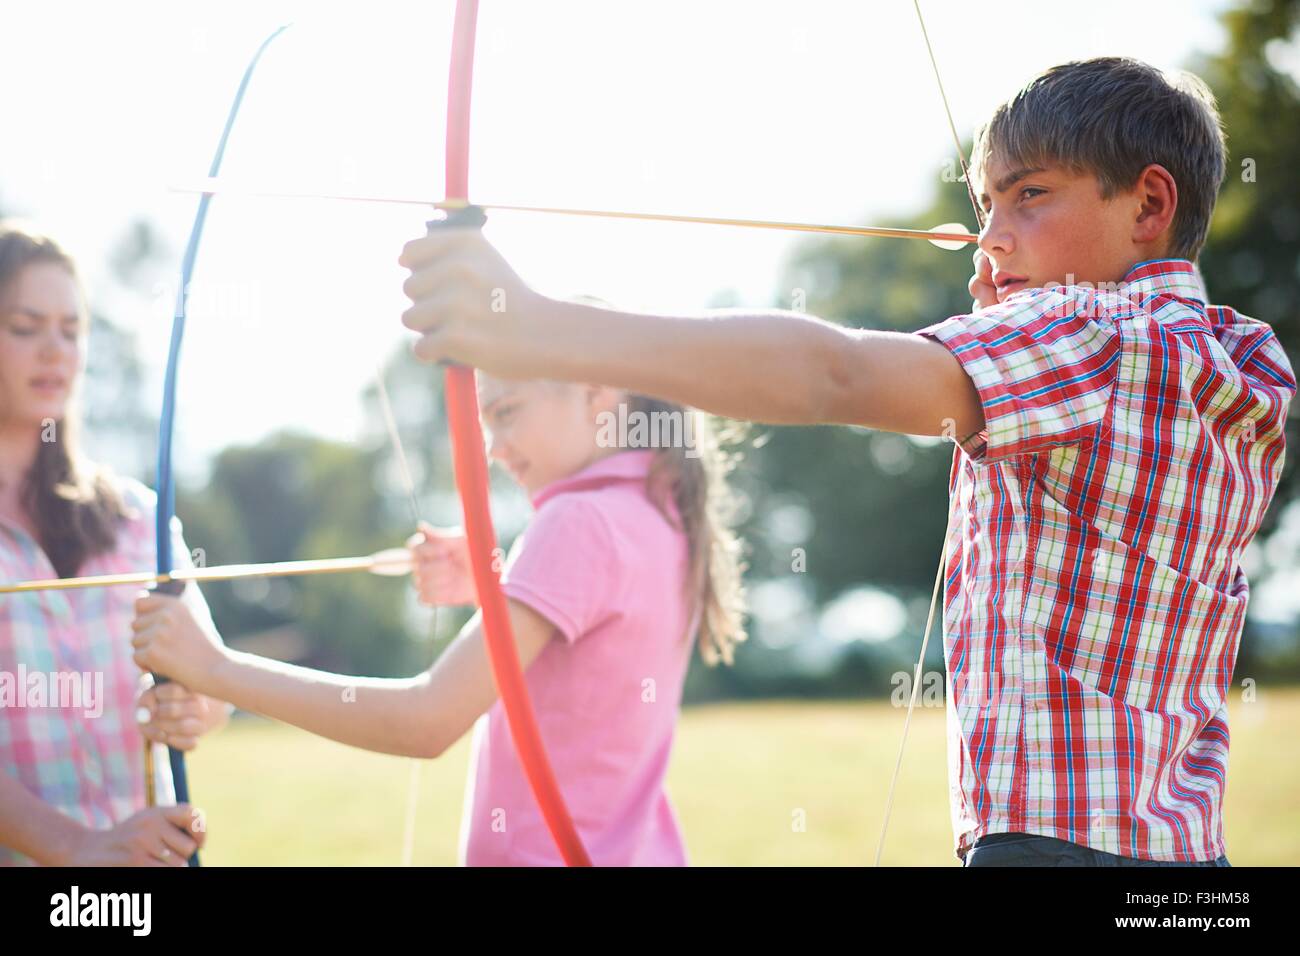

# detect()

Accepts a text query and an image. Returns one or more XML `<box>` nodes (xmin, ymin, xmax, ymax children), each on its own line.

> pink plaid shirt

<box><xmin>0</xmin><ymin>476</ymin><xmax>216</xmax><ymax>866</ymax></box>
<box><xmin>916</xmin><ymin>259</ymin><xmax>1295</xmax><ymax>862</ymax></box>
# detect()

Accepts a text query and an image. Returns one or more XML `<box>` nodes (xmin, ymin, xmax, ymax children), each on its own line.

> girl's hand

<box><xmin>968</xmin><ymin>247</ymin><xmax>999</xmax><ymax>310</ymax></box>
<box><xmin>136</xmin><ymin>679</ymin><xmax>220</xmax><ymax>753</ymax></box>
<box><xmin>131</xmin><ymin>593</ymin><xmax>228</xmax><ymax>692</ymax></box>
<box><xmin>407</xmin><ymin>521</ymin><xmax>479</xmax><ymax>607</ymax></box>
<box><xmin>62</xmin><ymin>806</ymin><xmax>205</xmax><ymax>867</ymax></box>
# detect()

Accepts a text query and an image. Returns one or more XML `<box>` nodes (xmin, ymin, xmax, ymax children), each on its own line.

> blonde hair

<box><xmin>0</xmin><ymin>221</ymin><xmax>128</xmax><ymax>576</ymax></box>
<box><xmin>556</xmin><ymin>294</ymin><xmax>749</xmax><ymax>665</ymax></box>
<box><xmin>632</xmin><ymin>394</ymin><xmax>750</xmax><ymax>667</ymax></box>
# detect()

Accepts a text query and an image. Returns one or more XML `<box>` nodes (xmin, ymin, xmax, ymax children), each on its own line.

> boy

<box><xmin>397</xmin><ymin>57</ymin><xmax>1295</xmax><ymax>865</ymax></box>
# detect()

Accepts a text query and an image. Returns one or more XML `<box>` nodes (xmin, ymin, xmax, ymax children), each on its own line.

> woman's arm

<box><xmin>0</xmin><ymin>772</ymin><xmax>203</xmax><ymax>866</ymax></box>
<box><xmin>133</xmin><ymin>593</ymin><xmax>557</xmax><ymax>759</ymax></box>
<box><xmin>0</xmin><ymin>772</ymin><xmax>89</xmax><ymax>865</ymax></box>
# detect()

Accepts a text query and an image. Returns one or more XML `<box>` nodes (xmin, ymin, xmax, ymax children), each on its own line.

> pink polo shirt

<box><xmin>459</xmin><ymin>449</ymin><xmax>696</xmax><ymax>866</ymax></box>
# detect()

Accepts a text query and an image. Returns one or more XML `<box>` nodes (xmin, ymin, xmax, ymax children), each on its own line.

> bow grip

<box><xmin>425</xmin><ymin>205</ymin><xmax>488</xmax><ymax>370</ymax></box>
<box><xmin>145</xmin><ymin>575</ymin><xmax>199</xmax><ymax>864</ymax></box>
<box><xmin>426</xmin><ymin>203</ymin><xmax>487</xmax><ymax>232</ymax></box>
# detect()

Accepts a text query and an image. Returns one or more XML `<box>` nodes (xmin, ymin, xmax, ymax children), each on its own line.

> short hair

<box><xmin>971</xmin><ymin>57</ymin><xmax>1226</xmax><ymax>260</ymax></box>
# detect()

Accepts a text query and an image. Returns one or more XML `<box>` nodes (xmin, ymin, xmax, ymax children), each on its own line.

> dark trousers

<box><xmin>962</xmin><ymin>832</ymin><xmax>1232</xmax><ymax>867</ymax></box>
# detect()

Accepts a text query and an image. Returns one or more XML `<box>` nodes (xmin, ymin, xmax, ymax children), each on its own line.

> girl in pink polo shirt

<box><xmin>134</xmin><ymin>372</ymin><xmax>748</xmax><ymax>866</ymax></box>
<box><xmin>412</xmin><ymin>375</ymin><xmax>748</xmax><ymax>865</ymax></box>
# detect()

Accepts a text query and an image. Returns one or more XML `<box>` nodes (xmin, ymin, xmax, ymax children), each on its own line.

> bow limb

<box><xmin>874</xmin><ymin>2</ymin><xmax>987</xmax><ymax>866</ymax></box>
<box><xmin>153</xmin><ymin>22</ymin><xmax>291</xmax><ymax>866</ymax></box>
<box><xmin>437</xmin><ymin>0</ymin><xmax>591</xmax><ymax>867</ymax></box>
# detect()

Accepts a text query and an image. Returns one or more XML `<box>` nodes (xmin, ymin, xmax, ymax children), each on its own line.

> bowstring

<box><xmin>374</xmin><ymin>363</ymin><xmax>436</xmax><ymax>866</ymax></box>
<box><xmin>912</xmin><ymin>0</ymin><xmax>987</xmax><ymax>231</ymax></box>
<box><xmin>873</xmin><ymin>1</ymin><xmax>986</xmax><ymax>867</ymax></box>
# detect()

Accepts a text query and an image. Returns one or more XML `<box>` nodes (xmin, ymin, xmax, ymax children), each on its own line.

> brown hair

<box><xmin>971</xmin><ymin>57</ymin><xmax>1226</xmax><ymax>260</ymax></box>
<box><xmin>0</xmin><ymin>221</ymin><xmax>128</xmax><ymax>577</ymax></box>
<box><xmin>627</xmin><ymin>393</ymin><xmax>749</xmax><ymax>667</ymax></box>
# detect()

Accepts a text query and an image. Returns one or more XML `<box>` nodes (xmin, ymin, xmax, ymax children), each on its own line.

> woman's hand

<box><xmin>131</xmin><ymin>592</ymin><xmax>229</xmax><ymax>693</ymax></box>
<box><xmin>136</xmin><ymin>679</ymin><xmax>225</xmax><ymax>753</ymax></box>
<box><xmin>408</xmin><ymin>521</ymin><xmax>479</xmax><ymax>607</ymax></box>
<box><xmin>60</xmin><ymin>806</ymin><xmax>205</xmax><ymax>867</ymax></box>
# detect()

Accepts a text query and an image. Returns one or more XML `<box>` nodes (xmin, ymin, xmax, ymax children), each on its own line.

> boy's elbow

<box><xmin>817</xmin><ymin>329</ymin><xmax>984</xmax><ymax>437</ymax></box>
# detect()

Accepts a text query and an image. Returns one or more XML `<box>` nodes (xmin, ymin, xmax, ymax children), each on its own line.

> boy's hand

<box><xmin>398</xmin><ymin>227</ymin><xmax>545</xmax><ymax>376</ymax></box>
<box><xmin>968</xmin><ymin>247</ymin><xmax>998</xmax><ymax>310</ymax></box>
<box><xmin>62</xmin><ymin>806</ymin><xmax>205</xmax><ymax>867</ymax></box>
<box><xmin>131</xmin><ymin>593</ymin><xmax>227</xmax><ymax>693</ymax></box>
<box><xmin>407</xmin><ymin>521</ymin><xmax>478</xmax><ymax>607</ymax></box>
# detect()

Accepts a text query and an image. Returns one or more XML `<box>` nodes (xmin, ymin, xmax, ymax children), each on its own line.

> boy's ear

<box><xmin>1132</xmin><ymin>163</ymin><xmax>1179</xmax><ymax>247</ymax></box>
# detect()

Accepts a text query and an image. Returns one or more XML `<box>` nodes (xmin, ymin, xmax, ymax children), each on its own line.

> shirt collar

<box><xmin>1119</xmin><ymin>258</ymin><xmax>1208</xmax><ymax>312</ymax></box>
<box><xmin>530</xmin><ymin>449</ymin><xmax>657</xmax><ymax>510</ymax></box>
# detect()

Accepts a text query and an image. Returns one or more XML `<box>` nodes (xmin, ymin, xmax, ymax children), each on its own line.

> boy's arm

<box><xmin>828</xmin><ymin>327</ymin><xmax>985</xmax><ymax>439</ymax></box>
<box><xmin>532</xmin><ymin>300</ymin><xmax>985</xmax><ymax>438</ymax></box>
<box><xmin>398</xmin><ymin>230</ymin><xmax>984</xmax><ymax>437</ymax></box>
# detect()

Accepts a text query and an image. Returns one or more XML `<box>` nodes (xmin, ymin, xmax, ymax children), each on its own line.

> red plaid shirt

<box><xmin>916</xmin><ymin>259</ymin><xmax>1295</xmax><ymax>862</ymax></box>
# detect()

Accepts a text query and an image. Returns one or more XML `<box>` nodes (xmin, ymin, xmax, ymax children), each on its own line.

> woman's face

<box><xmin>477</xmin><ymin>374</ymin><xmax>624</xmax><ymax>494</ymax></box>
<box><xmin>0</xmin><ymin>261</ymin><xmax>85</xmax><ymax>429</ymax></box>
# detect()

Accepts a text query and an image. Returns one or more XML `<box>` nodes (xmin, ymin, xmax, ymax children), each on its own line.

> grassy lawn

<box><xmin>185</xmin><ymin>688</ymin><xmax>1300</xmax><ymax>866</ymax></box>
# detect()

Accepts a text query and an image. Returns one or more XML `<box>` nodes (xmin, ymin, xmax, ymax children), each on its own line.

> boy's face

<box><xmin>976</xmin><ymin>153</ymin><xmax>1172</xmax><ymax>302</ymax></box>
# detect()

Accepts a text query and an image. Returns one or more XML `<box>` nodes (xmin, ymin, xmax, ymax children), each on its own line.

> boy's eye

<box><xmin>1019</xmin><ymin>187</ymin><xmax>1045</xmax><ymax>201</ymax></box>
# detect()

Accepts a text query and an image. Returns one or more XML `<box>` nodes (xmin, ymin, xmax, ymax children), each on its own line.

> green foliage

<box><xmin>1193</xmin><ymin>0</ymin><xmax>1300</xmax><ymax>541</ymax></box>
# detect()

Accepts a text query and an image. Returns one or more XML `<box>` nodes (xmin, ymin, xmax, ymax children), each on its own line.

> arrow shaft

<box><xmin>173</xmin><ymin>178</ymin><xmax>977</xmax><ymax>244</ymax></box>
<box><xmin>0</xmin><ymin>552</ymin><xmax>409</xmax><ymax>595</ymax></box>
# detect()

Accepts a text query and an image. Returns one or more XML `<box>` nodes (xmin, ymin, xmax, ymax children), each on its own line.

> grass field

<box><xmin>186</xmin><ymin>688</ymin><xmax>1300</xmax><ymax>866</ymax></box>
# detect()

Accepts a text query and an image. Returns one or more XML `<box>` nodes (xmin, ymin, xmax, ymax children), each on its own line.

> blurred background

<box><xmin>3</xmin><ymin>0</ymin><xmax>1298</xmax><ymax>864</ymax></box>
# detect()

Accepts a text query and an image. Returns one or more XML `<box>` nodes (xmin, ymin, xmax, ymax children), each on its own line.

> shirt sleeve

<box><xmin>915</xmin><ymin>288</ymin><xmax>1122</xmax><ymax>464</ymax></box>
<box><xmin>500</xmin><ymin>495</ymin><xmax>622</xmax><ymax>644</ymax></box>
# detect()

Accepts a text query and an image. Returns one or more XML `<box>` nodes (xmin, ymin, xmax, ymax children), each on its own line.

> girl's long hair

<box><xmin>0</xmin><ymin>221</ymin><xmax>127</xmax><ymax>577</ymax></box>
<box><xmin>627</xmin><ymin>393</ymin><xmax>749</xmax><ymax>667</ymax></box>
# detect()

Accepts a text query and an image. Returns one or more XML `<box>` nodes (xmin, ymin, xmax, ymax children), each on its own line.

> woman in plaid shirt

<box><xmin>0</xmin><ymin>223</ymin><xmax>226</xmax><ymax>866</ymax></box>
